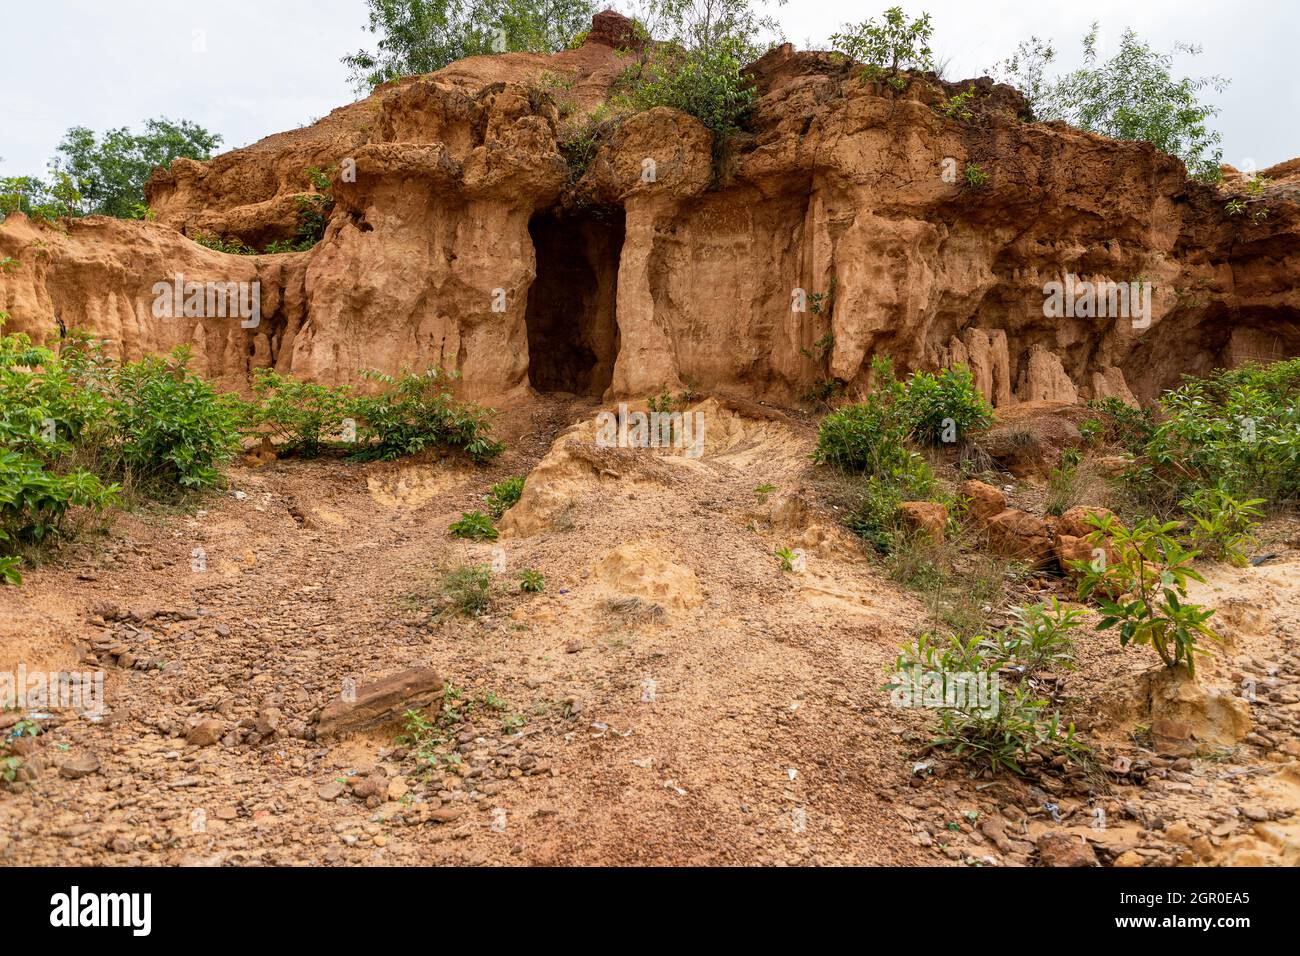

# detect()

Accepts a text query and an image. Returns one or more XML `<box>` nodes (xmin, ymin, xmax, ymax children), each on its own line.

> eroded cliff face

<box><xmin>2</xmin><ymin>11</ymin><xmax>1297</xmax><ymax>405</ymax></box>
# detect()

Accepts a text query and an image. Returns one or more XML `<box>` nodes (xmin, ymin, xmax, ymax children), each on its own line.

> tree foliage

<box><xmin>343</xmin><ymin>0</ymin><xmax>598</xmax><ymax>91</ymax></box>
<box><xmin>992</xmin><ymin>24</ymin><xmax>1228</xmax><ymax>180</ymax></box>
<box><xmin>829</xmin><ymin>5</ymin><xmax>934</xmax><ymax>89</ymax></box>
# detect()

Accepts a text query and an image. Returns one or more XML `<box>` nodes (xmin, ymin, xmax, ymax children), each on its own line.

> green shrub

<box><xmin>1180</xmin><ymin>486</ymin><xmax>1264</xmax><ymax>566</ymax></box>
<box><xmin>980</xmin><ymin>598</ymin><xmax>1083</xmax><ymax>674</ymax></box>
<box><xmin>1085</xmin><ymin>396</ymin><xmax>1155</xmax><ymax>454</ymax></box>
<box><xmin>815</xmin><ymin>356</ymin><xmax>946</xmax><ymax>551</ymax></box>
<box><xmin>110</xmin><ymin>348</ymin><xmax>244</xmax><ymax>494</ymax></box>
<box><xmin>348</xmin><ymin>368</ymin><xmax>503</xmax><ymax>462</ymax></box>
<box><xmin>619</xmin><ymin>37</ymin><xmax>758</xmax><ymax>138</ymax></box>
<box><xmin>962</xmin><ymin>163</ymin><xmax>989</xmax><ymax>189</ymax></box>
<box><xmin>1136</xmin><ymin>359</ymin><xmax>1300</xmax><ymax>506</ymax></box>
<box><xmin>249</xmin><ymin>369</ymin><xmax>352</xmax><ymax>457</ymax></box>
<box><xmin>902</xmin><ymin>365</ymin><xmax>993</xmax><ymax>446</ymax></box>
<box><xmin>486</xmin><ymin>476</ymin><xmax>525</xmax><ymax>518</ymax></box>
<box><xmin>437</xmin><ymin>563</ymin><xmax>492</xmax><ymax>618</ymax></box>
<box><xmin>449</xmin><ymin>510</ymin><xmax>498</xmax><ymax>540</ymax></box>
<box><xmin>830</xmin><ymin>6</ymin><xmax>934</xmax><ymax>91</ymax></box>
<box><xmin>518</xmin><ymin>569</ymin><xmax>545</xmax><ymax>593</ymax></box>
<box><xmin>0</xmin><ymin>451</ymin><xmax>117</xmax><ymax>558</ymax></box>
<box><xmin>1073</xmin><ymin>514</ymin><xmax>1219</xmax><ymax>677</ymax></box>
<box><xmin>890</xmin><ymin>626</ymin><xmax>1086</xmax><ymax>775</ymax></box>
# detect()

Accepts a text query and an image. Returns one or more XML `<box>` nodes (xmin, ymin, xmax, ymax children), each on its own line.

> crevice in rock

<box><xmin>525</xmin><ymin>206</ymin><xmax>624</xmax><ymax>397</ymax></box>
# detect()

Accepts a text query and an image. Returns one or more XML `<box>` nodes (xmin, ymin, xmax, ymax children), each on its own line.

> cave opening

<box><xmin>525</xmin><ymin>207</ymin><xmax>624</xmax><ymax>396</ymax></box>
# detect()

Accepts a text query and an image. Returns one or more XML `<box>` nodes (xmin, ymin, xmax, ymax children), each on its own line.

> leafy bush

<box><xmin>815</xmin><ymin>357</ymin><xmax>946</xmax><ymax>550</ymax></box>
<box><xmin>1180</xmin><ymin>486</ymin><xmax>1264</xmax><ymax>567</ymax></box>
<box><xmin>486</xmin><ymin>476</ymin><xmax>525</xmax><ymax>518</ymax></box>
<box><xmin>110</xmin><ymin>348</ymin><xmax>244</xmax><ymax>494</ymax></box>
<box><xmin>962</xmin><ymin>163</ymin><xmax>989</xmax><ymax>189</ymax></box>
<box><xmin>348</xmin><ymin>368</ymin><xmax>503</xmax><ymax>462</ymax></box>
<box><xmin>1132</xmin><ymin>358</ymin><xmax>1300</xmax><ymax>506</ymax></box>
<box><xmin>1073</xmin><ymin>514</ymin><xmax>1219</xmax><ymax>677</ymax></box>
<box><xmin>518</xmin><ymin>569</ymin><xmax>545</xmax><ymax>593</ymax></box>
<box><xmin>0</xmin><ymin>451</ymin><xmax>117</xmax><ymax>571</ymax></box>
<box><xmin>437</xmin><ymin>563</ymin><xmax>492</xmax><ymax>618</ymax></box>
<box><xmin>249</xmin><ymin>369</ymin><xmax>352</xmax><ymax>457</ymax></box>
<box><xmin>449</xmin><ymin>510</ymin><xmax>498</xmax><ymax>540</ymax></box>
<box><xmin>902</xmin><ymin>365</ymin><xmax>993</xmax><ymax>446</ymax></box>
<box><xmin>891</xmin><ymin>625</ymin><xmax>1086</xmax><ymax>775</ymax></box>
<box><xmin>1085</xmin><ymin>396</ymin><xmax>1155</xmax><ymax>455</ymax></box>
<box><xmin>981</xmin><ymin>598</ymin><xmax>1083</xmax><ymax>674</ymax></box>
<box><xmin>619</xmin><ymin>37</ymin><xmax>758</xmax><ymax>138</ymax></box>
<box><xmin>830</xmin><ymin>6</ymin><xmax>934</xmax><ymax>91</ymax></box>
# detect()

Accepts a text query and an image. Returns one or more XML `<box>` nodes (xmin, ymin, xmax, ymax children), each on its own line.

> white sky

<box><xmin>1</xmin><ymin>0</ymin><xmax>1296</xmax><ymax>179</ymax></box>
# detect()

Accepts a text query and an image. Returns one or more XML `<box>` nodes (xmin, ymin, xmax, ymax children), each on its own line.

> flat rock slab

<box><xmin>316</xmin><ymin>667</ymin><xmax>444</xmax><ymax>738</ymax></box>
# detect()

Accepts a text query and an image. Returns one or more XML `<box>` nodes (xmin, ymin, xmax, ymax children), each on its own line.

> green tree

<box><xmin>51</xmin><ymin>118</ymin><xmax>222</xmax><ymax>219</ymax></box>
<box><xmin>343</xmin><ymin>0</ymin><xmax>598</xmax><ymax>92</ymax></box>
<box><xmin>994</xmin><ymin>24</ymin><xmax>1228</xmax><ymax>181</ymax></box>
<box><xmin>830</xmin><ymin>6</ymin><xmax>934</xmax><ymax>89</ymax></box>
<box><xmin>614</xmin><ymin>0</ymin><xmax>784</xmax><ymax>137</ymax></box>
<box><xmin>0</xmin><ymin>171</ymin><xmax>82</xmax><ymax>221</ymax></box>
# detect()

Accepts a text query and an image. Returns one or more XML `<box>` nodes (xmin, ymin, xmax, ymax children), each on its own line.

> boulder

<box><xmin>957</xmin><ymin>480</ymin><xmax>1005</xmax><ymax>526</ymax></box>
<box><xmin>985</xmin><ymin>509</ymin><xmax>1053</xmax><ymax>568</ymax></box>
<box><xmin>316</xmin><ymin>667</ymin><xmax>444</xmax><ymax>738</ymax></box>
<box><xmin>978</xmin><ymin>402</ymin><xmax>1092</xmax><ymax>477</ymax></box>
<box><xmin>1056</xmin><ymin>505</ymin><xmax>1117</xmax><ymax>539</ymax></box>
<box><xmin>899</xmin><ymin>501</ymin><xmax>948</xmax><ymax>541</ymax></box>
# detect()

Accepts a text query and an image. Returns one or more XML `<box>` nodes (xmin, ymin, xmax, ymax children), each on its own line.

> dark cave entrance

<box><xmin>525</xmin><ymin>208</ymin><xmax>624</xmax><ymax>396</ymax></box>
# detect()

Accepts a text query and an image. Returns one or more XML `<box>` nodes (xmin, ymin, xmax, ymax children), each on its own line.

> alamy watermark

<box><xmin>1</xmin><ymin>664</ymin><xmax>104</xmax><ymax>716</ymax></box>
<box><xmin>152</xmin><ymin>274</ymin><xmax>261</xmax><ymax>328</ymax></box>
<box><xmin>1042</xmin><ymin>273</ymin><xmax>1152</xmax><ymax>330</ymax></box>
<box><xmin>595</xmin><ymin>404</ymin><xmax>706</xmax><ymax>459</ymax></box>
<box><xmin>888</xmin><ymin>666</ymin><xmax>1000</xmax><ymax>717</ymax></box>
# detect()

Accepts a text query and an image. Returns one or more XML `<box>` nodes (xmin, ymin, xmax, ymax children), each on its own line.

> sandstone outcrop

<box><xmin>2</xmin><ymin>11</ymin><xmax>1297</xmax><ymax>405</ymax></box>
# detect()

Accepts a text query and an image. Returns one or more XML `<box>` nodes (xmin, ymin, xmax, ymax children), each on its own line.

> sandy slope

<box><xmin>1</xmin><ymin>398</ymin><xmax>1296</xmax><ymax>866</ymax></box>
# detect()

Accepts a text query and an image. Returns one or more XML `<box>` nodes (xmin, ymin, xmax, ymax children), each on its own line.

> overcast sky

<box><xmin>2</xmin><ymin>0</ymin><xmax>1296</xmax><ymax>179</ymax></box>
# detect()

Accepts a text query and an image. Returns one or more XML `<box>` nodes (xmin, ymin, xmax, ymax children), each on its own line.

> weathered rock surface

<box><xmin>316</xmin><ymin>667</ymin><xmax>445</xmax><ymax>738</ymax></box>
<box><xmin>2</xmin><ymin>12</ymin><xmax>1297</xmax><ymax>404</ymax></box>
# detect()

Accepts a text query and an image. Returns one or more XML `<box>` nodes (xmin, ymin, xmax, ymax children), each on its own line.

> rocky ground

<box><xmin>1</xmin><ymin>396</ymin><xmax>1297</xmax><ymax>866</ymax></box>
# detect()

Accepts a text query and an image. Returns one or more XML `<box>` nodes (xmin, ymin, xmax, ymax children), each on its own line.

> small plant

<box><xmin>449</xmin><ymin>511</ymin><xmax>498</xmax><ymax>540</ymax></box>
<box><xmin>1180</xmin><ymin>486</ymin><xmax>1264</xmax><ymax>566</ymax></box>
<box><xmin>248</xmin><ymin>369</ymin><xmax>352</xmax><ymax>457</ymax></box>
<box><xmin>1084</xmin><ymin>397</ymin><xmax>1155</xmax><ymax>455</ymax></box>
<box><xmin>891</xmin><ymin>629</ymin><xmax>1086</xmax><ymax>775</ymax></box>
<box><xmin>437</xmin><ymin>563</ymin><xmax>492</xmax><ymax>618</ymax></box>
<box><xmin>192</xmin><ymin>232</ymin><xmax>257</xmax><ymax>255</ymax></box>
<box><xmin>901</xmin><ymin>365</ymin><xmax>993</xmax><ymax>446</ymax></box>
<box><xmin>754</xmin><ymin>483</ymin><xmax>776</xmax><ymax>501</ymax></box>
<box><xmin>773</xmin><ymin>546</ymin><xmax>798</xmax><ymax>572</ymax></box>
<box><xmin>830</xmin><ymin>6</ymin><xmax>935</xmax><ymax>91</ymax></box>
<box><xmin>518</xmin><ymin>569</ymin><xmax>545</xmax><ymax>593</ymax></box>
<box><xmin>962</xmin><ymin>163</ymin><xmax>989</xmax><ymax>189</ymax></box>
<box><xmin>1</xmin><ymin>755</ymin><xmax>22</xmax><ymax>783</ymax></box>
<box><xmin>109</xmin><ymin>347</ymin><xmax>245</xmax><ymax>494</ymax></box>
<box><xmin>486</xmin><ymin>475</ymin><xmax>525</xmax><ymax>518</ymax></box>
<box><xmin>647</xmin><ymin>387</ymin><xmax>677</xmax><ymax>415</ymax></box>
<box><xmin>1073</xmin><ymin>514</ymin><xmax>1219</xmax><ymax>677</ymax></box>
<box><xmin>1044</xmin><ymin>449</ymin><xmax>1082</xmax><ymax>516</ymax></box>
<box><xmin>981</xmin><ymin>598</ymin><xmax>1083</xmax><ymax>674</ymax></box>
<box><xmin>347</xmin><ymin>367</ymin><xmax>503</xmax><ymax>462</ymax></box>
<box><xmin>939</xmin><ymin>84</ymin><xmax>977</xmax><ymax>120</ymax></box>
